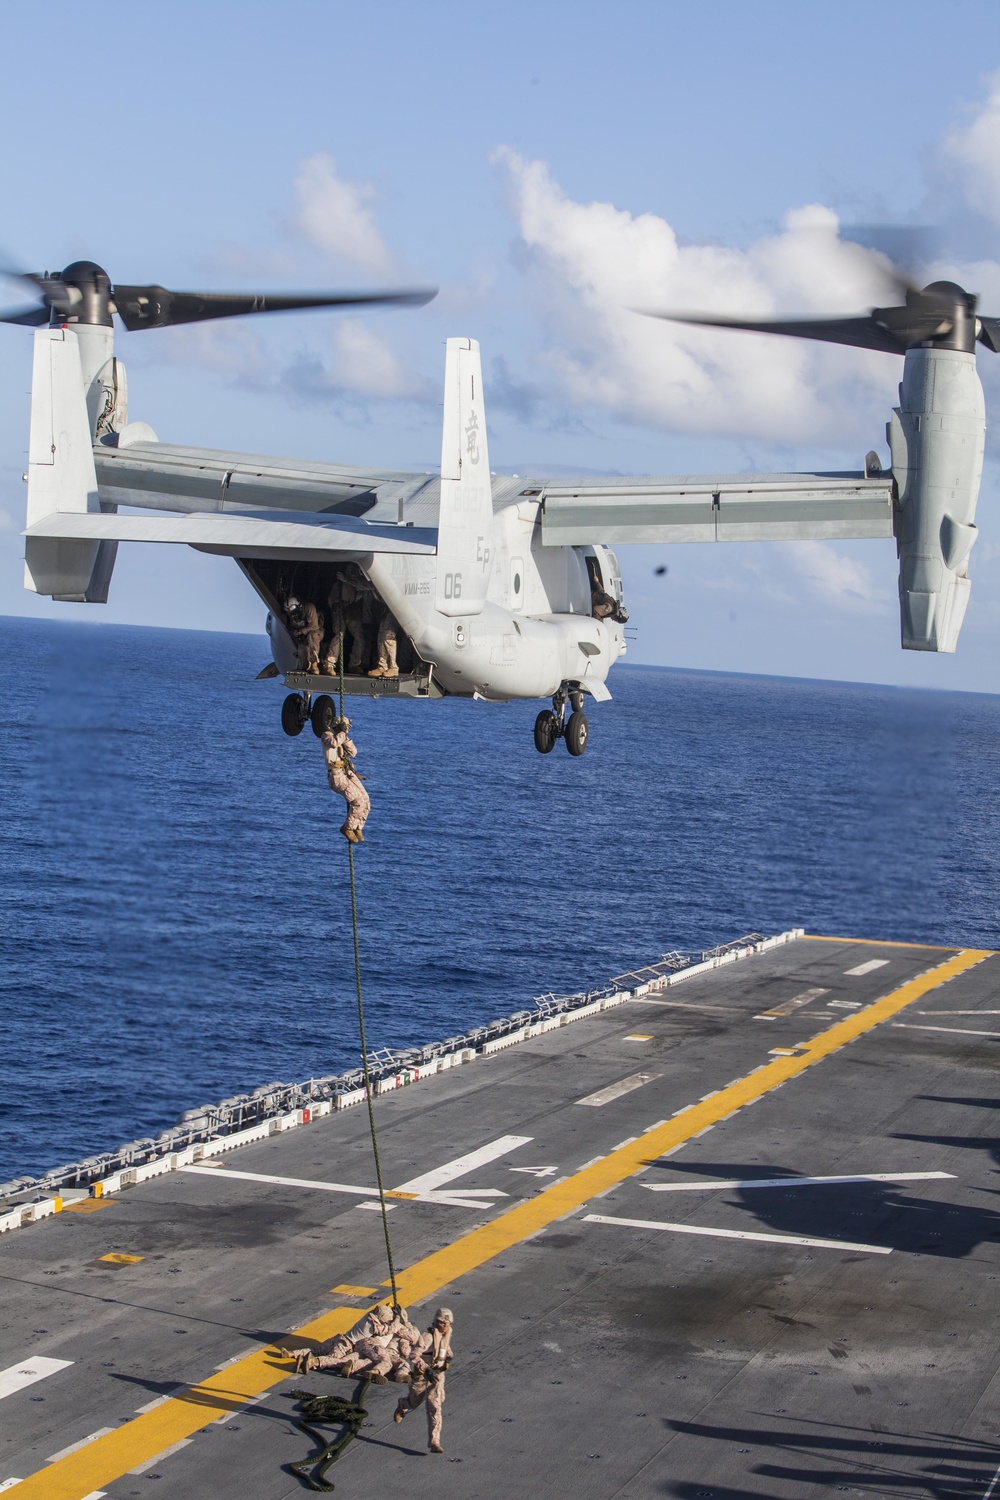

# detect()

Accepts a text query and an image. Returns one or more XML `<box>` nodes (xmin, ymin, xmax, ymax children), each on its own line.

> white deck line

<box><xmin>642</xmin><ymin>1171</ymin><xmax>954</xmax><ymax>1192</ymax></box>
<box><xmin>181</xmin><ymin>1163</ymin><xmax>509</xmax><ymax>1210</ymax></box>
<box><xmin>180</xmin><ymin>1165</ymin><xmax>377</xmax><ymax>1195</ymax></box>
<box><xmin>576</xmin><ymin>1073</ymin><xmax>661</xmax><ymax>1107</ymax></box>
<box><xmin>394</xmin><ymin>1135</ymin><xmax>532</xmax><ymax>1194</ymax></box>
<box><xmin>0</xmin><ymin>1356</ymin><xmax>73</xmax><ymax>1401</ymax></box>
<box><xmin>845</xmin><ymin>959</ymin><xmax>890</xmax><ymax>975</ymax></box>
<box><xmin>892</xmin><ymin>1024</ymin><xmax>1000</xmax><ymax>1039</ymax></box>
<box><xmin>584</xmin><ymin>1214</ymin><xmax>893</xmax><ymax>1254</ymax></box>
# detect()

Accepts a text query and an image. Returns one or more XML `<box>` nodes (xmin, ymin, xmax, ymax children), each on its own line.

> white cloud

<box><xmin>135</xmin><ymin>318</ymin><xmax>271</xmax><ymax>385</ymax></box>
<box><xmin>283</xmin><ymin>318</ymin><xmax>434</xmax><ymax>405</ymax></box>
<box><xmin>492</xmin><ymin>147</ymin><xmax>905</xmax><ymax>446</ymax></box>
<box><xmin>293</xmin><ymin>154</ymin><xmax>394</xmax><ymax>276</ymax></box>
<box><xmin>782</xmin><ymin>540</ymin><xmax>885</xmax><ymax>609</ymax></box>
<box><xmin>328</xmin><ymin>319</ymin><xmax>428</xmax><ymax>399</ymax></box>
<box><xmin>944</xmin><ymin>70</ymin><xmax>1000</xmax><ymax>224</ymax></box>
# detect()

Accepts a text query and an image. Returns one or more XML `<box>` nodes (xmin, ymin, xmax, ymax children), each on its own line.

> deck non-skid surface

<box><xmin>3</xmin><ymin>937</ymin><xmax>1000</xmax><ymax>1498</ymax></box>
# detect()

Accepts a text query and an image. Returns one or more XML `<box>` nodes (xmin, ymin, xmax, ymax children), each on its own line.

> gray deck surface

<box><xmin>3</xmin><ymin>936</ymin><xmax>1000</xmax><ymax>1498</ymax></box>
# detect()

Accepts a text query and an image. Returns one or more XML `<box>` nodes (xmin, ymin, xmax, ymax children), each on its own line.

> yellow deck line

<box><xmin>20</xmin><ymin>946</ymin><xmax>991</xmax><ymax>1499</ymax></box>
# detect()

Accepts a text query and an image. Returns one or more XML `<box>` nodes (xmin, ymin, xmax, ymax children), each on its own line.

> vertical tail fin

<box><xmin>435</xmin><ymin>337</ymin><xmax>494</xmax><ymax>617</ymax></box>
<box><xmin>24</xmin><ymin>327</ymin><xmax>113</xmax><ymax>601</ymax></box>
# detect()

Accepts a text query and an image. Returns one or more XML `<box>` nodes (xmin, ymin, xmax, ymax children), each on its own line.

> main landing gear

<box><xmin>281</xmin><ymin>692</ymin><xmax>338</xmax><ymax>738</ymax></box>
<box><xmin>534</xmin><ymin>685</ymin><xmax>589</xmax><ymax>756</ymax></box>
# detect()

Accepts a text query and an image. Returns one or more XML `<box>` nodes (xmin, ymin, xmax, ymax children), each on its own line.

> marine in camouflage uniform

<box><xmin>369</xmin><ymin>609</ymin><xmax>400</xmax><ymax>678</ymax></box>
<box><xmin>288</xmin><ymin>596</ymin><xmax>324</xmax><ymax>674</ymax></box>
<box><xmin>320</xmin><ymin>719</ymin><xmax>370</xmax><ymax>843</ymax></box>
<box><xmin>343</xmin><ymin>572</ymin><xmax>374</xmax><ymax>673</ymax></box>
<box><xmin>283</xmin><ymin>1302</ymin><xmax>407</xmax><ymax>1379</ymax></box>
<box><xmin>393</xmin><ymin>1306</ymin><xmax>453</xmax><ymax>1453</ymax></box>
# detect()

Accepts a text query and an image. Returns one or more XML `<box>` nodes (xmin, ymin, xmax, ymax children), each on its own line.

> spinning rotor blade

<box><xmin>0</xmin><ymin>261</ymin><xmax>68</xmax><ymax>327</ymax></box>
<box><xmin>645</xmin><ymin>309</ymin><xmax>911</xmax><ymax>355</ymax></box>
<box><xmin>0</xmin><ymin>303</ymin><xmax>50</xmax><ymax>327</ymax></box>
<box><xmin>112</xmin><ymin>284</ymin><xmax>437</xmax><ymax>331</ymax></box>
<box><xmin>641</xmin><ymin>281</ymin><xmax>988</xmax><ymax>357</ymax></box>
<box><xmin>635</xmin><ymin>222</ymin><xmax>1000</xmax><ymax>358</ymax></box>
<box><xmin>977</xmin><ymin>315</ymin><xmax>1000</xmax><ymax>353</ymax></box>
<box><xmin>0</xmin><ymin>256</ymin><xmax>437</xmax><ymax>332</ymax></box>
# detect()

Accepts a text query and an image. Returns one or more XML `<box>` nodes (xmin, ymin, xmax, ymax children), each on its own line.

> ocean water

<box><xmin>2</xmin><ymin>614</ymin><xmax>999</xmax><ymax>1181</ymax></box>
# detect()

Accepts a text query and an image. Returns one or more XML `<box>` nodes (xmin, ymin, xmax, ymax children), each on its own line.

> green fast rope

<box><xmin>338</xmin><ymin>629</ymin><xmax>401</xmax><ymax>1312</ymax></box>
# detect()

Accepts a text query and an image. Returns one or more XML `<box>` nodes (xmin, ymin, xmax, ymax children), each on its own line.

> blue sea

<box><xmin>2</xmin><ymin>614</ymin><xmax>999</xmax><ymax>1182</ymax></box>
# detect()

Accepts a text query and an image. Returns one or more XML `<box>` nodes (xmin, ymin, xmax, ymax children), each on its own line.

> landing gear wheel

<box><xmin>565</xmin><ymin>709</ymin><xmax>589</xmax><ymax>756</ymax></box>
<box><xmin>281</xmin><ymin>693</ymin><xmax>308</xmax><ymax>737</ymax></box>
<box><xmin>534</xmin><ymin>709</ymin><xmax>559</xmax><ymax>754</ymax></box>
<box><xmin>310</xmin><ymin>694</ymin><xmax>337</xmax><ymax>737</ymax></box>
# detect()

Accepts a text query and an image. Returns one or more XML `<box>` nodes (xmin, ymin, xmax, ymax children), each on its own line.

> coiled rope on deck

<box><xmin>338</xmin><ymin>636</ymin><xmax>400</xmax><ymax>1311</ymax></box>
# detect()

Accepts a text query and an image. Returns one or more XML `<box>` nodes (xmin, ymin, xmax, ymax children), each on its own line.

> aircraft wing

<box><xmin>533</xmin><ymin>472</ymin><xmax>895</xmax><ymax>546</ymax></box>
<box><xmin>92</xmin><ymin>440</ymin><xmax>422</xmax><ymax>517</ymax></box>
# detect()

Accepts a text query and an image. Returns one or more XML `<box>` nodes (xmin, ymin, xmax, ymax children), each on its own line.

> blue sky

<box><xmin>4</xmin><ymin>0</ymin><xmax>1000</xmax><ymax>688</ymax></box>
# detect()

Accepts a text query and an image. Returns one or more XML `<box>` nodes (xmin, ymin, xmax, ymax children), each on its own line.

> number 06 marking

<box><xmin>443</xmin><ymin>572</ymin><xmax>463</xmax><ymax>600</ymax></box>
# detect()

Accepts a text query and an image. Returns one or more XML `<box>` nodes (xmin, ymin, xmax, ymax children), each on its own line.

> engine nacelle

<box><xmin>888</xmin><ymin>347</ymin><xmax>985</xmax><ymax>653</ymax></box>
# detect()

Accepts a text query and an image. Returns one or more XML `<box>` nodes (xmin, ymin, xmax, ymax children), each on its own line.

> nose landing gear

<box><xmin>534</xmin><ymin>685</ymin><xmax>589</xmax><ymax>756</ymax></box>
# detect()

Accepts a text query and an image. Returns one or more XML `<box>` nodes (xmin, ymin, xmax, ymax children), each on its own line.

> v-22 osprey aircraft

<box><xmin>8</xmin><ymin>258</ymin><xmax>994</xmax><ymax>755</ymax></box>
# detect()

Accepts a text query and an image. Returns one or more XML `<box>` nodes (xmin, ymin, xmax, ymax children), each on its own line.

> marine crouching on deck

<box><xmin>282</xmin><ymin>1304</ymin><xmax>455</xmax><ymax>1454</ymax></box>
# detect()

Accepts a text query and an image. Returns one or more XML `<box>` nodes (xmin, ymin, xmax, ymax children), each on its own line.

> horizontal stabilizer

<box><xmin>25</xmin><ymin>509</ymin><xmax>437</xmax><ymax>558</ymax></box>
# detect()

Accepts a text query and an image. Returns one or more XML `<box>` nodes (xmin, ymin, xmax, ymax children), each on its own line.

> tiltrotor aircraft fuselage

<box><xmin>7</xmin><ymin>259</ymin><xmax>994</xmax><ymax>754</ymax></box>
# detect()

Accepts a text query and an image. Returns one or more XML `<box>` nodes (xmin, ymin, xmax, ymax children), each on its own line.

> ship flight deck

<box><xmin>2</xmin><ymin>934</ymin><xmax>1000</xmax><ymax>1499</ymax></box>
